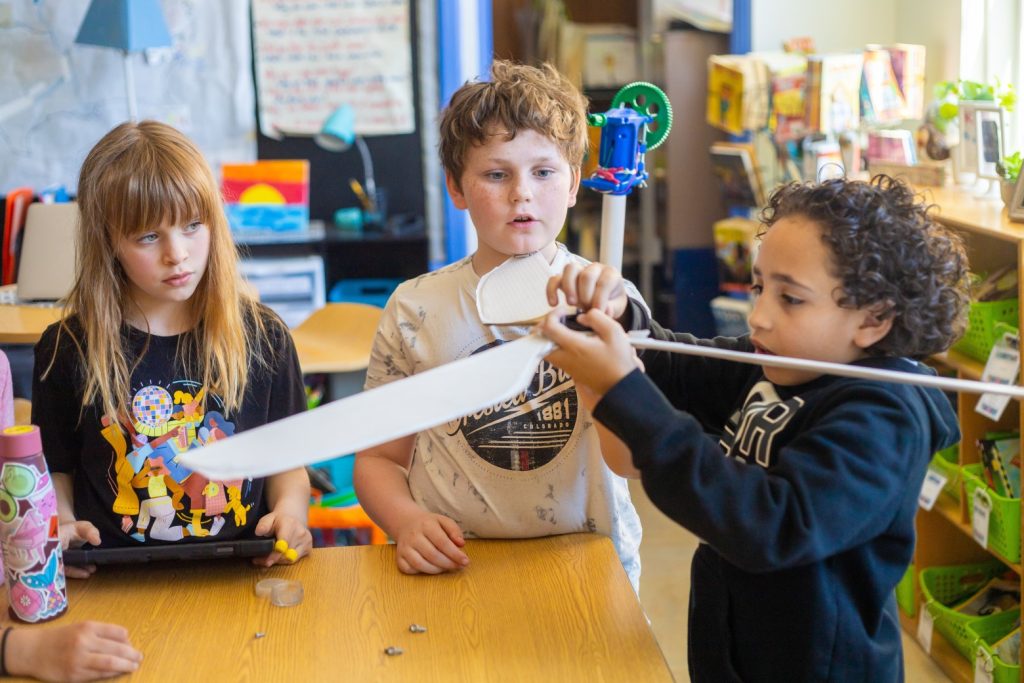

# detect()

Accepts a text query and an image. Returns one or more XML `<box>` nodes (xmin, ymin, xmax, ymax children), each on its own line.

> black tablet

<box><xmin>62</xmin><ymin>538</ymin><xmax>276</xmax><ymax>566</ymax></box>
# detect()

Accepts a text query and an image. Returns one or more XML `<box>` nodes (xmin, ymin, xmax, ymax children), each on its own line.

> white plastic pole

<box><xmin>600</xmin><ymin>194</ymin><xmax>626</xmax><ymax>271</ymax></box>
<box><xmin>628</xmin><ymin>336</ymin><xmax>1024</xmax><ymax>399</ymax></box>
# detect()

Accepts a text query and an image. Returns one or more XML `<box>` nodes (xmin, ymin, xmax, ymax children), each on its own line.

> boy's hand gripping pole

<box><xmin>582</xmin><ymin>83</ymin><xmax>672</xmax><ymax>271</ymax></box>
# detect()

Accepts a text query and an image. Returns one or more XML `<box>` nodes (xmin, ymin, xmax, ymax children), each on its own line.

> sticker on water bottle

<box><xmin>0</xmin><ymin>425</ymin><xmax>68</xmax><ymax>623</ymax></box>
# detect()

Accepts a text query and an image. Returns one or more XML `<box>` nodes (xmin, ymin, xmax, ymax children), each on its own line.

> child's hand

<box><xmin>393</xmin><ymin>511</ymin><xmax>469</xmax><ymax>575</ymax></box>
<box><xmin>541</xmin><ymin>308</ymin><xmax>639</xmax><ymax>397</ymax></box>
<box><xmin>6</xmin><ymin>621</ymin><xmax>142</xmax><ymax>682</ymax></box>
<box><xmin>547</xmin><ymin>262</ymin><xmax>628</xmax><ymax>319</ymax></box>
<box><xmin>253</xmin><ymin>511</ymin><xmax>312</xmax><ymax>567</ymax></box>
<box><xmin>59</xmin><ymin>520</ymin><xmax>100</xmax><ymax>578</ymax></box>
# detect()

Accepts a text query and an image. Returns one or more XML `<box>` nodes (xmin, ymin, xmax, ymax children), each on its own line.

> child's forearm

<box><xmin>594</xmin><ymin>421</ymin><xmax>641</xmax><ymax>478</ymax></box>
<box><xmin>265</xmin><ymin>468</ymin><xmax>311</xmax><ymax>523</ymax></box>
<box><xmin>577</xmin><ymin>382</ymin><xmax>640</xmax><ymax>478</ymax></box>
<box><xmin>5</xmin><ymin>628</ymin><xmax>33</xmax><ymax>678</ymax></box>
<box><xmin>354</xmin><ymin>446</ymin><xmax>425</xmax><ymax>537</ymax></box>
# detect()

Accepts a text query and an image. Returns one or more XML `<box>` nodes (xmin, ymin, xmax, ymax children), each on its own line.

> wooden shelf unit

<box><xmin>907</xmin><ymin>186</ymin><xmax>1024</xmax><ymax>682</ymax></box>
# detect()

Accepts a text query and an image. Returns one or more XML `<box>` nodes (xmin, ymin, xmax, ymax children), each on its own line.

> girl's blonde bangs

<box><xmin>103</xmin><ymin>148</ymin><xmax>219</xmax><ymax>240</ymax></box>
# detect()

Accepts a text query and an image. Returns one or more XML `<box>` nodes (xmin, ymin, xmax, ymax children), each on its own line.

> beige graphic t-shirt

<box><xmin>365</xmin><ymin>245</ymin><xmax>643</xmax><ymax>587</ymax></box>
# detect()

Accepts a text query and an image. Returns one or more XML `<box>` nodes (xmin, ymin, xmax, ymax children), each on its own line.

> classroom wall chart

<box><xmin>252</xmin><ymin>0</ymin><xmax>415</xmax><ymax>138</ymax></box>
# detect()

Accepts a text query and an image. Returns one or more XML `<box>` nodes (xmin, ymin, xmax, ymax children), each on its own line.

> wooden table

<box><xmin>0</xmin><ymin>304</ymin><xmax>60</xmax><ymax>344</ymax></box>
<box><xmin>1</xmin><ymin>534</ymin><xmax>672</xmax><ymax>682</ymax></box>
<box><xmin>0</xmin><ymin>303</ymin><xmax>376</xmax><ymax>375</ymax></box>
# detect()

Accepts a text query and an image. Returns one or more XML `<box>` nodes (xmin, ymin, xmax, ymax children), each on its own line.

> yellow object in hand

<box><xmin>284</xmin><ymin>548</ymin><xmax>298</xmax><ymax>562</ymax></box>
<box><xmin>274</xmin><ymin>539</ymin><xmax>289</xmax><ymax>554</ymax></box>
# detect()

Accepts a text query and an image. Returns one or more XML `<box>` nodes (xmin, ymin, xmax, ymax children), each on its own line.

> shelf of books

<box><xmin>699</xmin><ymin>35</ymin><xmax>1023</xmax><ymax>678</ymax></box>
<box><xmin>705</xmin><ymin>42</ymin><xmax>927</xmax><ymax>187</ymax></box>
<box><xmin>907</xmin><ymin>185</ymin><xmax>1024</xmax><ymax>683</ymax></box>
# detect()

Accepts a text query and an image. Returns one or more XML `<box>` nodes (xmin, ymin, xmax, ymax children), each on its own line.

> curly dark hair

<box><xmin>758</xmin><ymin>175</ymin><xmax>970</xmax><ymax>358</ymax></box>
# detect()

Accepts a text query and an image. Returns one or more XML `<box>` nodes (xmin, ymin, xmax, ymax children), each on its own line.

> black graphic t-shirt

<box><xmin>31</xmin><ymin>308</ymin><xmax>304</xmax><ymax>548</ymax></box>
<box><xmin>594</xmin><ymin>319</ymin><xmax>961</xmax><ymax>682</ymax></box>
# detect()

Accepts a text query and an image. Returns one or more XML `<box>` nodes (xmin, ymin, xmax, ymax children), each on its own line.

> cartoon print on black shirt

<box><xmin>102</xmin><ymin>378</ymin><xmax>252</xmax><ymax>543</ymax></box>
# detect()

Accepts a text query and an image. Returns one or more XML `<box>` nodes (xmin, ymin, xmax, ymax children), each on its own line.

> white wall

<box><xmin>751</xmin><ymin>0</ymin><xmax>896</xmax><ymax>53</ymax></box>
<box><xmin>894</xmin><ymin>0</ymin><xmax>962</xmax><ymax>97</ymax></box>
<box><xmin>752</xmin><ymin>0</ymin><xmax>961</xmax><ymax>96</ymax></box>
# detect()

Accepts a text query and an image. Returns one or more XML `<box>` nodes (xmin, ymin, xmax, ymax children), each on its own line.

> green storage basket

<box><xmin>968</xmin><ymin>609</ymin><xmax>1021</xmax><ymax>683</ymax></box>
<box><xmin>929</xmin><ymin>444</ymin><xmax>961</xmax><ymax>503</ymax></box>
<box><xmin>952</xmin><ymin>299</ymin><xmax>1019</xmax><ymax>362</ymax></box>
<box><xmin>963</xmin><ymin>464</ymin><xmax>1021</xmax><ymax>563</ymax></box>
<box><xmin>919</xmin><ymin>561</ymin><xmax>1010</xmax><ymax>659</ymax></box>
<box><xmin>896</xmin><ymin>563</ymin><xmax>917</xmax><ymax>618</ymax></box>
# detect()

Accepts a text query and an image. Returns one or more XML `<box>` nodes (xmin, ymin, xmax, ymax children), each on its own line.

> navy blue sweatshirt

<box><xmin>593</xmin><ymin>321</ymin><xmax>959</xmax><ymax>682</ymax></box>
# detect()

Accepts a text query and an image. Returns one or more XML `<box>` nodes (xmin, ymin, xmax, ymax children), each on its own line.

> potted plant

<box><xmin>997</xmin><ymin>151</ymin><xmax>1021</xmax><ymax>205</ymax></box>
<box><xmin>921</xmin><ymin>80</ymin><xmax>1016</xmax><ymax>161</ymax></box>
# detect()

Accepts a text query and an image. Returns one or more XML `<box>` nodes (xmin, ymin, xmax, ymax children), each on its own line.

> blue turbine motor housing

<box><xmin>581</xmin><ymin>106</ymin><xmax>653</xmax><ymax>196</ymax></box>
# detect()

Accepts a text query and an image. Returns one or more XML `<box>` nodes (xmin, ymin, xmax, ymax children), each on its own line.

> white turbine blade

<box><xmin>180</xmin><ymin>328</ymin><xmax>1023</xmax><ymax>482</ymax></box>
<box><xmin>177</xmin><ymin>335</ymin><xmax>554</xmax><ymax>479</ymax></box>
<box><xmin>476</xmin><ymin>252</ymin><xmax>559</xmax><ymax>325</ymax></box>
<box><xmin>629</xmin><ymin>337</ymin><xmax>1024</xmax><ymax>399</ymax></box>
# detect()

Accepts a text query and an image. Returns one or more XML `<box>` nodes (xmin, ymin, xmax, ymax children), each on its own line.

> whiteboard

<box><xmin>0</xmin><ymin>0</ymin><xmax>257</xmax><ymax>195</ymax></box>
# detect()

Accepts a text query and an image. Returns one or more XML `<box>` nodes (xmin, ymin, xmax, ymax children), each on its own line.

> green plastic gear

<box><xmin>611</xmin><ymin>82</ymin><xmax>673</xmax><ymax>150</ymax></box>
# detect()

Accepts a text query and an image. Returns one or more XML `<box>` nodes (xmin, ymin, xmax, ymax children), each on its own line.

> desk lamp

<box><xmin>315</xmin><ymin>104</ymin><xmax>380</xmax><ymax>224</ymax></box>
<box><xmin>74</xmin><ymin>0</ymin><xmax>173</xmax><ymax>121</ymax></box>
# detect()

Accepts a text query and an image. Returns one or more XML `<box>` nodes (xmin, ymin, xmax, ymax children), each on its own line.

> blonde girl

<box><xmin>32</xmin><ymin>121</ymin><xmax>311</xmax><ymax>576</ymax></box>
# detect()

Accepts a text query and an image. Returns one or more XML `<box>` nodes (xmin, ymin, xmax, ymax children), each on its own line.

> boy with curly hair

<box><xmin>541</xmin><ymin>175</ymin><xmax>970</xmax><ymax>681</ymax></box>
<box><xmin>355</xmin><ymin>60</ymin><xmax>645</xmax><ymax>586</ymax></box>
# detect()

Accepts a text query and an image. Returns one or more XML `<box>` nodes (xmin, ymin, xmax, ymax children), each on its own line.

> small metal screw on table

<box><xmin>409</xmin><ymin>624</ymin><xmax>427</xmax><ymax>633</ymax></box>
<box><xmin>384</xmin><ymin>646</ymin><xmax>404</xmax><ymax>656</ymax></box>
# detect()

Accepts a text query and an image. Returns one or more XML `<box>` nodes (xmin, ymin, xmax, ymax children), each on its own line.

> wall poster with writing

<box><xmin>252</xmin><ymin>0</ymin><xmax>415</xmax><ymax>138</ymax></box>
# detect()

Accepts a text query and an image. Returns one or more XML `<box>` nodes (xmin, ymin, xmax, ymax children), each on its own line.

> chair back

<box><xmin>291</xmin><ymin>302</ymin><xmax>383</xmax><ymax>374</ymax></box>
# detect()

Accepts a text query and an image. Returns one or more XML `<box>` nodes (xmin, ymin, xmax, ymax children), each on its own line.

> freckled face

<box><xmin>446</xmin><ymin>127</ymin><xmax>580</xmax><ymax>274</ymax></box>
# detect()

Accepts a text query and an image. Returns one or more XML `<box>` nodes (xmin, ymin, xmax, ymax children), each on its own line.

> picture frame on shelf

<box><xmin>958</xmin><ymin>101</ymin><xmax>1002</xmax><ymax>177</ymax></box>
<box><xmin>1008</xmin><ymin>171</ymin><xmax>1024</xmax><ymax>223</ymax></box>
<box><xmin>975</xmin><ymin>106</ymin><xmax>1006</xmax><ymax>180</ymax></box>
<box><xmin>709</xmin><ymin>142</ymin><xmax>765</xmax><ymax>208</ymax></box>
<box><xmin>957</xmin><ymin>102</ymin><xmax>982</xmax><ymax>175</ymax></box>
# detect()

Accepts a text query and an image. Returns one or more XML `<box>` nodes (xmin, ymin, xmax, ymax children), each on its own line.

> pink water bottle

<box><xmin>0</xmin><ymin>425</ymin><xmax>67</xmax><ymax>622</ymax></box>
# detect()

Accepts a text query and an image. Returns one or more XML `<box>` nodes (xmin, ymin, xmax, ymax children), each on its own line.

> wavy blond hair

<box><xmin>438</xmin><ymin>60</ymin><xmax>589</xmax><ymax>189</ymax></box>
<box><xmin>49</xmin><ymin>120</ymin><xmax>269</xmax><ymax>421</ymax></box>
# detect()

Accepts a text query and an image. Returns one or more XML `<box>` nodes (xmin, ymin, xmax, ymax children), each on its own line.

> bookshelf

<box><xmin>904</xmin><ymin>185</ymin><xmax>1024</xmax><ymax>683</ymax></box>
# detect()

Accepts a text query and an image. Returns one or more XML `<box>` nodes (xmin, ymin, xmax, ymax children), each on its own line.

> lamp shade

<box><xmin>315</xmin><ymin>105</ymin><xmax>357</xmax><ymax>152</ymax></box>
<box><xmin>75</xmin><ymin>0</ymin><xmax>172</xmax><ymax>52</ymax></box>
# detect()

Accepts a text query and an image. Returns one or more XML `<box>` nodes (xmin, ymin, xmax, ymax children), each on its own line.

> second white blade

<box><xmin>177</xmin><ymin>334</ymin><xmax>554</xmax><ymax>480</ymax></box>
